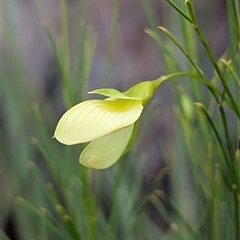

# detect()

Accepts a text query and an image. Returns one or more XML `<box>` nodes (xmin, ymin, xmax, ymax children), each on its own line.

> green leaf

<box><xmin>79</xmin><ymin>124</ymin><xmax>134</xmax><ymax>169</ymax></box>
<box><xmin>54</xmin><ymin>99</ymin><xmax>143</xmax><ymax>145</ymax></box>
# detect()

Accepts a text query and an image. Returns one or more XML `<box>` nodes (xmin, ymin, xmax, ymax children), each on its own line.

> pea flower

<box><xmin>54</xmin><ymin>78</ymin><xmax>164</xmax><ymax>169</ymax></box>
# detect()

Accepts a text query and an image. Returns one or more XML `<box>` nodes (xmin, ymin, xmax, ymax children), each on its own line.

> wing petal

<box><xmin>79</xmin><ymin>124</ymin><xmax>134</xmax><ymax>169</ymax></box>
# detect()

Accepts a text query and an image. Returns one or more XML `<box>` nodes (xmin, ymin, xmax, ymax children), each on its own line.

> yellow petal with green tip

<box><xmin>79</xmin><ymin>124</ymin><xmax>134</xmax><ymax>169</ymax></box>
<box><xmin>54</xmin><ymin>99</ymin><xmax>142</xmax><ymax>145</ymax></box>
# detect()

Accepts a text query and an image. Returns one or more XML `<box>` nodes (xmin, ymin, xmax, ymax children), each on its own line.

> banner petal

<box><xmin>54</xmin><ymin>99</ymin><xmax>142</xmax><ymax>145</ymax></box>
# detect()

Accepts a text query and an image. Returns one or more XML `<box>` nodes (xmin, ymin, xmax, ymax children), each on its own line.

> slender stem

<box><xmin>158</xmin><ymin>27</ymin><xmax>204</xmax><ymax>77</ymax></box>
<box><xmin>60</xmin><ymin>0</ymin><xmax>72</xmax><ymax>108</ymax></box>
<box><xmin>60</xmin><ymin>0</ymin><xmax>70</xmax><ymax>68</ymax></box>
<box><xmin>158</xmin><ymin>27</ymin><xmax>223</xmax><ymax>104</ymax></box>
<box><xmin>101</xmin><ymin>0</ymin><xmax>122</xmax><ymax>86</ymax></box>
<box><xmin>220</xmin><ymin>59</ymin><xmax>240</xmax><ymax>89</ymax></box>
<box><xmin>105</xmin><ymin>162</ymin><xmax>125</xmax><ymax>239</ymax></box>
<box><xmin>186</xmin><ymin>2</ymin><xmax>240</xmax><ymax>237</ymax></box>
<box><xmin>140</xmin><ymin>0</ymin><xmax>159</xmax><ymax>30</ymax></box>
<box><xmin>196</xmin><ymin>104</ymin><xmax>238</xmax><ymax>238</ymax></box>
<box><xmin>227</xmin><ymin>0</ymin><xmax>240</xmax><ymax>54</ymax></box>
<box><xmin>154</xmin><ymin>72</ymin><xmax>223</xmax><ymax>98</ymax></box>
<box><xmin>178</xmin><ymin>1</ymin><xmax>200</xmax><ymax>98</ymax></box>
<box><xmin>161</xmin><ymin>1</ymin><xmax>238</xmax><ymax>213</ymax></box>
<box><xmin>155</xmin><ymin>73</ymin><xmax>235</xmax><ymax>164</ymax></box>
<box><xmin>158</xmin><ymin>190</ymin><xmax>199</xmax><ymax>239</ymax></box>
<box><xmin>219</xmin><ymin>104</ymin><xmax>234</xmax><ymax>158</ymax></box>
<box><xmin>82</xmin><ymin>168</ymin><xmax>96</xmax><ymax>240</ymax></box>
<box><xmin>194</xmin><ymin>103</ymin><xmax>231</xmax><ymax>171</ymax></box>
<box><xmin>233</xmin><ymin>193</ymin><xmax>240</xmax><ymax>240</ymax></box>
<box><xmin>212</xmin><ymin>173</ymin><xmax>221</xmax><ymax>240</ymax></box>
<box><xmin>158</xmin><ymin>17</ymin><xmax>238</xmax><ymax>201</ymax></box>
<box><xmin>233</xmin><ymin>0</ymin><xmax>240</xmax><ymax>32</ymax></box>
<box><xmin>15</xmin><ymin>197</ymin><xmax>65</xmax><ymax>238</ymax></box>
<box><xmin>144</xmin><ymin>28</ymin><xmax>182</xmax><ymax>72</ymax></box>
<box><xmin>165</xmin><ymin>0</ymin><xmax>193</xmax><ymax>24</ymax></box>
<box><xmin>31</xmin><ymin>138</ymin><xmax>60</xmax><ymax>183</ymax></box>
<box><xmin>186</xmin><ymin>0</ymin><xmax>240</xmax><ymax>118</ymax></box>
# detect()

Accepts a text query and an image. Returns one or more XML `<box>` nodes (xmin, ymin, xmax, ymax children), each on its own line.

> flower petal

<box><xmin>79</xmin><ymin>124</ymin><xmax>134</xmax><ymax>169</ymax></box>
<box><xmin>88</xmin><ymin>88</ymin><xmax>141</xmax><ymax>100</ymax></box>
<box><xmin>54</xmin><ymin>99</ymin><xmax>143</xmax><ymax>145</ymax></box>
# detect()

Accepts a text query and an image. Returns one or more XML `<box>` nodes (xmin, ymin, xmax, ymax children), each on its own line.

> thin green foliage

<box><xmin>101</xmin><ymin>0</ymin><xmax>122</xmax><ymax>86</ymax></box>
<box><xmin>2</xmin><ymin>0</ymin><xmax>239</xmax><ymax>239</ymax></box>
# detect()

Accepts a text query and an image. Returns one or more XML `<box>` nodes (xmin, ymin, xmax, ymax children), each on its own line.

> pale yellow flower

<box><xmin>54</xmin><ymin>79</ymin><xmax>163</xmax><ymax>169</ymax></box>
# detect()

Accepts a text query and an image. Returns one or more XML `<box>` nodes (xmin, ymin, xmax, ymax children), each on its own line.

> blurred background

<box><xmin>1</xmin><ymin>0</ymin><xmax>233</xmax><ymax>239</ymax></box>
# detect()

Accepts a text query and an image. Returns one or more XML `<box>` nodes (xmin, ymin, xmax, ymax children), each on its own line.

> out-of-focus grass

<box><xmin>1</xmin><ymin>0</ymin><xmax>239</xmax><ymax>239</ymax></box>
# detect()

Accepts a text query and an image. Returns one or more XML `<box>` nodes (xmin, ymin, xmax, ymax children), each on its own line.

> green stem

<box><xmin>158</xmin><ymin>27</ymin><xmax>220</xmax><ymax>104</ymax></box>
<box><xmin>159</xmin><ymin>2</ymin><xmax>238</xmax><ymax>208</ymax></box>
<box><xmin>165</xmin><ymin>0</ymin><xmax>193</xmax><ymax>24</ymax></box>
<box><xmin>178</xmin><ymin>1</ymin><xmax>200</xmax><ymax>99</ymax></box>
<box><xmin>157</xmin><ymin>22</ymin><xmax>237</xmax><ymax>186</ymax></box>
<box><xmin>153</xmin><ymin>72</ymin><xmax>223</xmax><ymax>98</ymax></box>
<box><xmin>82</xmin><ymin>168</ymin><xmax>96</xmax><ymax>240</ymax></box>
<box><xmin>194</xmin><ymin>103</ymin><xmax>231</xmax><ymax>170</ymax></box>
<box><xmin>233</xmin><ymin>193</ymin><xmax>240</xmax><ymax>240</ymax></box>
<box><xmin>144</xmin><ymin>28</ymin><xmax>182</xmax><ymax>72</ymax></box>
<box><xmin>157</xmin><ymin>28</ymin><xmax>236</xmax><ymax>164</ymax></box>
<box><xmin>233</xmin><ymin>0</ymin><xmax>240</xmax><ymax>32</ymax></box>
<box><xmin>15</xmin><ymin>197</ymin><xmax>65</xmax><ymax>239</ymax></box>
<box><xmin>101</xmin><ymin>0</ymin><xmax>122</xmax><ymax>86</ymax></box>
<box><xmin>194</xmin><ymin>103</ymin><xmax>238</xmax><ymax>194</ymax></box>
<box><xmin>157</xmin><ymin>28</ymin><xmax>236</xmax><ymax>156</ymax></box>
<box><xmin>219</xmin><ymin>104</ymin><xmax>234</xmax><ymax>159</ymax></box>
<box><xmin>158</xmin><ymin>27</ymin><xmax>204</xmax><ymax>76</ymax></box>
<box><xmin>227</xmin><ymin>0</ymin><xmax>240</xmax><ymax>57</ymax></box>
<box><xmin>55</xmin><ymin>205</ymin><xmax>81</xmax><ymax>240</ymax></box>
<box><xmin>60</xmin><ymin>0</ymin><xmax>72</xmax><ymax>108</ymax></box>
<box><xmin>140</xmin><ymin>0</ymin><xmax>159</xmax><ymax>30</ymax></box>
<box><xmin>186</xmin><ymin>0</ymin><xmax>240</xmax><ymax>118</ymax></box>
<box><xmin>196</xmin><ymin>103</ymin><xmax>238</xmax><ymax>240</ymax></box>
<box><xmin>105</xmin><ymin>162</ymin><xmax>125</xmax><ymax>239</ymax></box>
<box><xmin>31</xmin><ymin>138</ymin><xmax>60</xmax><ymax>183</ymax></box>
<box><xmin>159</xmin><ymin>190</ymin><xmax>199</xmax><ymax>239</ymax></box>
<box><xmin>220</xmin><ymin>59</ymin><xmax>240</xmax><ymax>89</ymax></box>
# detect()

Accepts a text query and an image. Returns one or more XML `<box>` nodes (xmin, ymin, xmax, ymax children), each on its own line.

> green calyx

<box><xmin>124</xmin><ymin>78</ymin><xmax>163</xmax><ymax>106</ymax></box>
<box><xmin>88</xmin><ymin>77</ymin><xmax>164</xmax><ymax>106</ymax></box>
